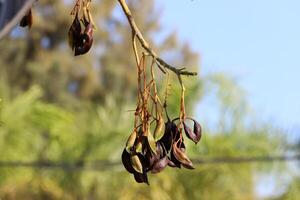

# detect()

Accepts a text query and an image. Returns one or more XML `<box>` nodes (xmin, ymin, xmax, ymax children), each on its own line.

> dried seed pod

<box><xmin>172</xmin><ymin>141</ymin><xmax>194</xmax><ymax>169</ymax></box>
<box><xmin>193</xmin><ymin>119</ymin><xmax>202</xmax><ymax>142</ymax></box>
<box><xmin>20</xmin><ymin>9</ymin><xmax>33</xmax><ymax>28</ymax></box>
<box><xmin>135</xmin><ymin>141</ymin><xmax>143</xmax><ymax>153</ymax></box>
<box><xmin>125</xmin><ymin>130</ymin><xmax>137</xmax><ymax>153</ymax></box>
<box><xmin>68</xmin><ymin>14</ymin><xmax>82</xmax><ymax>50</ymax></box>
<box><xmin>167</xmin><ymin>158</ymin><xmax>177</xmax><ymax>168</ymax></box>
<box><xmin>133</xmin><ymin>154</ymin><xmax>150</xmax><ymax>184</ymax></box>
<box><xmin>147</xmin><ymin>142</ymin><xmax>164</xmax><ymax>171</ymax></box>
<box><xmin>169</xmin><ymin>150</ymin><xmax>181</xmax><ymax>168</ymax></box>
<box><xmin>136</xmin><ymin>135</ymin><xmax>147</xmax><ymax>153</ymax></box>
<box><xmin>183</xmin><ymin>118</ymin><xmax>202</xmax><ymax>144</ymax></box>
<box><xmin>146</xmin><ymin>128</ymin><xmax>157</xmax><ymax>155</ymax></box>
<box><xmin>183</xmin><ymin>121</ymin><xmax>199</xmax><ymax>144</ymax></box>
<box><xmin>121</xmin><ymin>149</ymin><xmax>135</xmax><ymax>174</ymax></box>
<box><xmin>151</xmin><ymin>156</ymin><xmax>169</xmax><ymax>174</ymax></box>
<box><xmin>153</xmin><ymin>114</ymin><xmax>165</xmax><ymax>141</ymax></box>
<box><xmin>133</xmin><ymin>171</ymin><xmax>149</xmax><ymax>185</ymax></box>
<box><xmin>159</xmin><ymin>120</ymin><xmax>176</xmax><ymax>152</ymax></box>
<box><xmin>131</xmin><ymin>154</ymin><xmax>143</xmax><ymax>174</ymax></box>
<box><xmin>74</xmin><ymin>23</ymin><xmax>93</xmax><ymax>56</ymax></box>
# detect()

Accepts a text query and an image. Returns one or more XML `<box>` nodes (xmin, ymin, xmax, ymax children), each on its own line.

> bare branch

<box><xmin>0</xmin><ymin>0</ymin><xmax>36</xmax><ymax>39</ymax></box>
<box><xmin>117</xmin><ymin>0</ymin><xmax>198</xmax><ymax>77</ymax></box>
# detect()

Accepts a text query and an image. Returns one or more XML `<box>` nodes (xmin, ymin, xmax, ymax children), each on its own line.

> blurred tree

<box><xmin>276</xmin><ymin>178</ymin><xmax>300</xmax><ymax>200</ymax></box>
<box><xmin>0</xmin><ymin>83</ymin><xmax>287</xmax><ymax>200</ymax></box>
<box><xmin>0</xmin><ymin>0</ymin><xmax>199</xmax><ymax>106</ymax></box>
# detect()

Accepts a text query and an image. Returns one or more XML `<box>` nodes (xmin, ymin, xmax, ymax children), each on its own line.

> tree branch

<box><xmin>117</xmin><ymin>0</ymin><xmax>198</xmax><ymax>77</ymax></box>
<box><xmin>0</xmin><ymin>0</ymin><xmax>36</xmax><ymax>39</ymax></box>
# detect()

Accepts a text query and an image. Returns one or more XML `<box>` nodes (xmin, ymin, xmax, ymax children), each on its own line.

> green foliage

<box><xmin>277</xmin><ymin>178</ymin><xmax>300</xmax><ymax>200</ymax></box>
<box><xmin>0</xmin><ymin>84</ymin><xmax>289</xmax><ymax>200</ymax></box>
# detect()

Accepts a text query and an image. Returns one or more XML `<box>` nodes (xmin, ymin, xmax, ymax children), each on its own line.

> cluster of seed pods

<box><xmin>122</xmin><ymin>117</ymin><xmax>201</xmax><ymax>184</ymax></box>
<box><xmin>122</xmin><ymin>55</ymin><xmax>202</xmax><ymax>184</ymax></box>
<box><xmin>18</xmin><ymin>0</ymin><xmax>200</xmax><ymax>185</ymax></box>
<box><xmin>68</xmin><ymin>0</ymin><xmax>94</xmax><ymax>56</ymax></box>
<box><xmin>19</xmin><ymin>0</ymin><xmax>94</xmax><ymax>56</ymax></box>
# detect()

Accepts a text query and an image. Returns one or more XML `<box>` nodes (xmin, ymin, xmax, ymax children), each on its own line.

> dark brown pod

<box><xmin>121</xmin><ymin>149</ymin><xmax>135</xmax><ymax>174</ymax></box>
<box><xmin>134</xmin><ymin>154</ymin><xmax>149</xmax><ymax>185</ymax></box>
<box><xmin>151</xmin><ymin>156</ymin><xmax>169</xmax><ymax>174</ymax></box>
<box><xmin>133</xmin><ymin>172</ymin><xmax>149</xmax><ymax>185</ymax></box>
<box><xmin>169</xmin><ymin>149</ymin><xmax>181</xmax><ymax>168</ymax></box>
<box><xmin>159</xmin><ymin>120</ymin><xmax>176</xmax><ymax>152</ymax></box>
<box><xmin>193</xmin><ymin>119</ymin><xmax>202</xmax><ymax>142</ymax></box>
<box><xmin>20</xmin><ymin>9</ymin><xmax>33</xmax><ymax>28</ymax></box>
<box><xmin>68</xmin><ymin>14</ymin><xmax>82</xmax><ymax>50</ymax></box>
<box><xmin>172</xmin><ymin>141</ymin><xmax>194</xmax><ymax>169</ymax></box>
<box><xmin>74</xmin><ymin>23</ymin><xmax>93</xmax><ymax>56</ymax></box>
<box><xmin>167</xmin><ymin>158</ymin><xmax>177</xmax><ymax>168</ymax></box>
<box><xmin>183</xmin><ymin>118</ymin><xmax>202</xmax><ymax>144</ymax></box>
<box><xmin>183</xmin><ymin>122</ymin><xmax>199</xmax><ymax>144</ymax></box>
<box><xmin>147</xmin><ymin>142</ymin><xmax>163</xmax><ymax>171</ymax></box>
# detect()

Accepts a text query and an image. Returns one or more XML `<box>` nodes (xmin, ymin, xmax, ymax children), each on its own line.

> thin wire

<box><xmin>0</xmin><ymin>154</ymin><xmax>299</xmax><ymax>171</ymax></box>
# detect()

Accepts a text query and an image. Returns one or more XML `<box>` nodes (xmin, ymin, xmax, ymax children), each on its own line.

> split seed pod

<box><xmin>125</xmin><ymin>130</ymin><xmax>137</xmax><ymax>153</ymax></box>
<box><xmin>74</xmin><ymin>23</ymin><xmax>94</xmax><ymax>56</ymax></box>
<box><xmin>121</xmin><ymin>149</ymin><xmax>135</xmax><ymax>174</ymax></box>
<box><xmin>153</xmin><ymin>114</ymin><xmax>165</xmax><ymax>141</ymax></box>
<box><xmin>133</xmin><ymin>171</ymin><xmax>149</xmax><ymax>185</ymax></box>
<box><xmin>172</xmin><ymin>141</ymin><xmax>194</xmax><ymax>169</ymax></box>
<box><xmin>183</xmin><ymin>118</ymin><xmax>202</xmax><ymax>144</ymax></box>
<box><xmin>146</xmin><ymin>128</ymin><xmax>157</xmax><ymax>155</ymax></box>
<box><xmin>193</xmin><ymin>119</ymin><xmax>202</xmax><ymax>142</ymax></box>
<box><xmin>131</xmin><ymin>154</ymin><xmax>143</xmax><ymax>174</ymax></box>
<box><xmin>151</xmin><ymin>156</ymin><xmax>169</xmax><ymax>174</ymax></box>
<box><xmin>68</xmin><ymin>14</ymin><xmax>82</xmax><ymax>50</ymax></box>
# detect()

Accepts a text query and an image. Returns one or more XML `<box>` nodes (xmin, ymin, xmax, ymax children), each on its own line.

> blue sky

<box><xmin>158</xmin><ymin>0</ymin><xmax>300</xmax><ymax>133</ymax></box>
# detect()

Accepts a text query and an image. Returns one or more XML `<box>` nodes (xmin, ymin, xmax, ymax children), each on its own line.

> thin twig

<box><xmin>117</xmin><ymin>0</ymin><xmax>198</xmax><ymax>78</ymax></box>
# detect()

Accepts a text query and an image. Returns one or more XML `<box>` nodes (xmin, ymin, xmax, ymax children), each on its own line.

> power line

<box><xmin>192</xmin><ymin>154</ymin><xmax>300</xmax><ymax>164</ymax></box>
<box><xmin>0</xmin><ymin>154</ymin><xmax>299</xmax><ymax>171</ymax></box>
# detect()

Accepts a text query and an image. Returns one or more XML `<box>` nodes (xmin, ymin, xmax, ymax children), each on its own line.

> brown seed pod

<box><xmin>74</xmin><ymin>23</ymin><xmax>93</xmax><ymax>56</ymax></box>
<box><xmin>146</xmin><ymin>128</ymin><xmax>157</xmax><ymax>155</ymax></box>
<box><xmin>159</xmin><ymin>119</ymin><xmax>176</xmax><ymax>152</ymax></box>
<box><xmin>133</xmin><ymin>171</ymin><xmax>149</xmax><ymax>185</ymax></box>
<box><xmin>183</xmin><ymin>121</ymin><xmax>201</xmax><ymax>144</ymax></box>
<box><xmin>68</xmin><ymin>14</ymin><xmax>82</xmax><ymax>50</ymax></box>
<box><xmin>121</xmin><ymin>149</ymin><xmax>135</xmax><ymax>174</ymax></box>
<box><xmin>20</xmin><ymin>9</ymin><xmax>33</xmax><ymax>28</ymax></box>
<box><xmin>125</xmin><ymin>130</ymin><xmax>137</xmax><ymax>153</ymax></box>
<box><xmin>193</xmin><ymin>119</ymin><xmax>202</xmax><ymax>142</ymax></box>
<box><xmin>172</xmin><ymin>141</ymin><xmax>194</xmax><ymax>169</ymax></box>
<box><xmin>147</xmin><ymin>142</ymin><xmax>164</xmax><ymax>171</ymax></box>
<box><xmin>151</xmin><ymin>156</ymin><xmax>169</xmax><ymax>174</ymax></box>
<box><xmin>169</xmin><ymin>150</ymin><xmax>181</xmax><ymax>168</ymax></box>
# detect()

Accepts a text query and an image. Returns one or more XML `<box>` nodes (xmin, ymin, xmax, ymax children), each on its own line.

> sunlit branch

<box><xmin>117</xmin><ymin>0</ymin><xmax>198</xmax><ymax>79</ymax></box>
